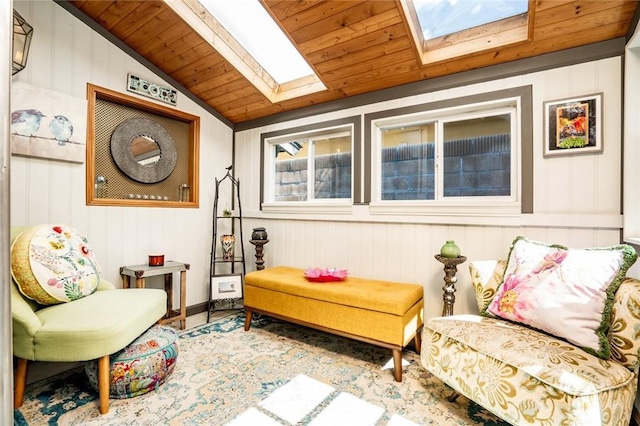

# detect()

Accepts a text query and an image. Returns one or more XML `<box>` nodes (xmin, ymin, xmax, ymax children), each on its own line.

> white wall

<box><xmin>9</xmin><ymin>0</ymin><xmax>631</xmax><ymax>321</ymax></box>
<box><xmin>11</xmin><ymin>0</ymin><xmax>233</xmax><ymax>308</ymax></box>
<box><xmin>235</xmin><ymin>56</ymin><xmax>626</xmax><ymax>320</ymax></box>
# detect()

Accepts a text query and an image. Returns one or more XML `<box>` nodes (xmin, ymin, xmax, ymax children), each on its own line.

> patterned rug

<box><xmin>13</xmin><ymin>312</ymin><xmax>509</xmax><ymax>425</ymax></box>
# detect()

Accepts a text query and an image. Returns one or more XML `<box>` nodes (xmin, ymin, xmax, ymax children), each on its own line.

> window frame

<box><xmin>365</xmin><ymin>87</ymin><xmax>533</xmax><ymax>218</ymax></box>
<box><xmin>437</xmin><ymin>106</ymin><xmax>518</xmax><ymax>202</ymax></box>
<box><xmin>260</xmin><ymin>117</ymin><xmax>361</xmax><ymax>214</ymax></box>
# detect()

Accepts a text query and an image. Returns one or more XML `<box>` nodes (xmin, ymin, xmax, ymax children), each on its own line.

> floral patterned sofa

<box><xmin>421</xmin><ymin>237</ymin><xmax>640</xmax><ymax>425</ymax></box>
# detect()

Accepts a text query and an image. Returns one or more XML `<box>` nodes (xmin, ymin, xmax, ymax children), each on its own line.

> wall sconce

<box><xmin>13</xmin><ymin>10</ymin><xmax>33</xmax><ymax>75</ymax></box>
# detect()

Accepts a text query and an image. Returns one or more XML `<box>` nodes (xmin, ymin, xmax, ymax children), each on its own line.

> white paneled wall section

<box><xmin>10</xmin><ymin>1</ymin><xmax>233</xmax><ymax>307</ymax></box>
<box><xmin>235</xmin><ymin>57</ymin><xmax>626</xmax><ymax>320</ymax></box>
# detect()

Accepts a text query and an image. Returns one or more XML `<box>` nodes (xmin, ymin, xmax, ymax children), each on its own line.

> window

<box><xmin>413</xmin><ymin>0</ymin><xmax>528</xmax><ymax>41</ymax></box>
<box><xmin>263</xmin><ymin>125</ymin><xmax>354</xmax><ymax>208</ymax></box>
<box><xmin>199</xmin><ymin>0</ymin><xmax>313</xmax><ymax>84</ymax></box>
<box><xmin>371</xmin><ymin>98</ymin><xmax>521</xmax><ymax>215</ymax></box>
<box><xmin>399</xmin><ymin>0</ymin><xmax>531</xmax><ymax>65</ymax></box>
<box><xmin>170</xmin><ymin>0</ymin><xmax>325</xmax><ymax>102</ymax></box>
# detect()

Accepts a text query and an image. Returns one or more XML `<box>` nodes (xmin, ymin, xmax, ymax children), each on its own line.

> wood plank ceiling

<box><xmin>66</xmin><ymin>0</ymin><xmax>638</xmax><ymax>125</ymax></box>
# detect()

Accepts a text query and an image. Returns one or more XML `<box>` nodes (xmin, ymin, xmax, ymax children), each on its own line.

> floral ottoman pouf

<box><xmin>85</xmin><ymin>324</ymin><xmax>178</xmax><ymax>398</ymax></box>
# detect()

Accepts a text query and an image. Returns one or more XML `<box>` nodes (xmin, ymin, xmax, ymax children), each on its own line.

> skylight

<box><xmin>400</xmin><ymin>0</ymin><xmax>532</xmax><ymax>65</ymax></box>
<box><xmin>413</xmin><ymin>0</ymin><xmax>529</xmax><ymax>41</ymax></box>
<box><xmin>199</xmin><ymin>0</ymin><xmax>314</xmax><ymax>84</ymax></box>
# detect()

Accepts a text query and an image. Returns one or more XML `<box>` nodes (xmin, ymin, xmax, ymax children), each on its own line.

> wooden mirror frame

<box><xmin>86</xmin><ymin>84</ymin><xmax>200</xmax><ymax>208</ymax></box>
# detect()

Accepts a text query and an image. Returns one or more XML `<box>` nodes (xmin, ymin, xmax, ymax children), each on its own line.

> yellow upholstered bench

<box><xmin>244</xmin><ymin>266</ymin><xmax>424</xmax><ymax>381</ymax></box>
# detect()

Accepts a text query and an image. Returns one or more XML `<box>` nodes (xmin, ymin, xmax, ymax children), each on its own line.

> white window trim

<box><xmin>262</xmin><ymin>124</ymin><xmax>355</xmax><ymax>214</ymax></box>
<box><xmin>370</xmin><ymin>97</ymin><xmax>522</xmax><ymax>217</ymax></box>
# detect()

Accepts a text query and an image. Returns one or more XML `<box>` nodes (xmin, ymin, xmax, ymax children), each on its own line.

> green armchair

<box><xmin>11</xmin><ymin>227</ymin><xmax>167</xmax><ymax>415</ymax></box>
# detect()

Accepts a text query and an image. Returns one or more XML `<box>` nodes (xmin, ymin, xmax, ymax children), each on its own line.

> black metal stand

<box><xmin>207</xmin><ymin>166</ymin><xmax>246</xmax><ymax>322</ymax></box>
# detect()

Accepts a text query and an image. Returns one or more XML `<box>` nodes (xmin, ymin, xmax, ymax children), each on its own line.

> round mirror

<box><xmin>130</xmin><ymin>135</ymin><xmax>162</xmax><ymax>166</ymax></box>
<box><xmin>110</xmin><ymin>118</ymin><xmax>177</xmax><ymax>183</ymax></box>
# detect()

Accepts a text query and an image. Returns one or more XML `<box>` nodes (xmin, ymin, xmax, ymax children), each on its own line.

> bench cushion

<box><xmin>244</xmin><ymin>266</ymin><xmax>423</xmax><ymax>316</ymax></box>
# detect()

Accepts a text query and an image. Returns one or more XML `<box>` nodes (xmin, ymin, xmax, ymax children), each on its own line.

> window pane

<box><xmin>275</xmin><ymin>141</ymin><xmax>307</xmax><ymax>201</ymax></box>
<box><xmin>381</xmin><ymin>124</ymin><xmax>435</xmax><ymax>200</ymax></box>
<box><xmin>314</xmin><ymin>136</ymin><xmax>351</xmax><ymax>199</ymax></box>
<box><xmin>443</xmin><ymin>115</ymin><xmax>511</xmax><ymax>197</ymax></box>
<box><xmin>414</xmin><ymin>0</ymin><xmax>529</xmax><ymax>41</ymax></box>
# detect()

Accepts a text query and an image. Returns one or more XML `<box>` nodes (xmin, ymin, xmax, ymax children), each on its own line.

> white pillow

<box><xmin>486</xmin><ymin>236</ymin><xmax>637</xmax><ymax>359</ymax></box>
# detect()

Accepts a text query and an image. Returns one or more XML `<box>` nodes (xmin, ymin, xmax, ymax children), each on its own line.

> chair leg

<box><xmin>13</xmin><ymin>358</ymin><xmax>28</xmax><ymax>409</ymax></box>
<box><xmin>447</xmin><ymin>390</ymin><xmax>460</xmax><ymax>402</ymax></box>
<box><xmin>97</xmin><ymin>355</ymin><xmax>110</xmax><ymax>414</ymax></box>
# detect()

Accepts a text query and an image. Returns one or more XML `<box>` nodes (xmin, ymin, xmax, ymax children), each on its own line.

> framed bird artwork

<box><xmin>10</xmin><ymin>82</ymin><xmax>87</xmax><ymax>163</ymax></box>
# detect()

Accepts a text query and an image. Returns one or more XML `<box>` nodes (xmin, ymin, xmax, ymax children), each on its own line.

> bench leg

<box><xmin>392</xmin><ymin>349</ymin><xmax>403</xmax><ymax>382</ymax></box>
<box><xmin>244</xmin><ymin>310</ymin><xmax>253</xmax><ymax>331</ymax></box>
<box><xmin>414</xmin><ymin>329</ymin><xmax>422</xmax><ymax>355</ymax></box>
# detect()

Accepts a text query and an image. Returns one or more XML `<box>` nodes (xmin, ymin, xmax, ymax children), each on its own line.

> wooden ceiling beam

<box><xmin>273</xmin><ymin>1</ymin><xmax>364</xmax><ymax>34</ymax></box>
<box><xmin>72</xmin><ymin>0</ymin><xmax>112</xmax><ymax>21</ymax></box>
<box><xmin>306</xmin><ymin>22</ymin><xmax>408</xmax><ymax>65</ymax></box>
<box><xmin>171</xmin><ymin>53</ymin><xmax>232</xmax><ymax>86</ymax></box>
<box><xmin>94</xmin><ymin>1</ymin><xmax>142</xmax><ymax>31</ymax></box>
<box><xmin>186</xmin><ymin>67</ymin><xmax>246</xmax><ymax>96</ymax></box>
<box><xmin>120</xmin><ymin>9</ymin><xmax>176</xmax><ymax>48</ymax></box>
<box><xmin>289</xmin><ymin>1</ymin><xmax>398</xmax><ymax>44</ymax></box>
<box><xmin>262</xmin><ymin>0</ymin><xmax>321</xmax><ymax>21</ymax></box>
<box><xmin>135</xmin><ymin>17</ymin><xmax>195</xmax><ymax>58</ymax></box>
<box><xmin>322</xmin><ymin>50</ymin><xmax>418</xmax><ymax>86</ymax></box>
<box><xmin>314</xmin><ymin>39</ymin><xmax>413</xmax><ymax>74</ymax></box>
<box><xmin>103</xmin><ymin>1</ymin><xmax>165</xmax><ymax>42</ymax></box>
<box><xmin>149</xmin><ymin>36</ymin><xmax>210</xmax><ymax>74</ymax></box>
<box><xmin>297</xmin><ymin>9</ymin><xmax>404</xmax><ymax>56</ymax></box>
<box><xmin>198</xmin><ymin>81</ymin><xmax>258</xmax><ymax>107</ymax></box>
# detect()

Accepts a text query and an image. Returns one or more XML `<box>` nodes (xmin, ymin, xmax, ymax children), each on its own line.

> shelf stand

<box><xmin>207</xmin><ymin>167</ymin><xmax>246</xmax><ymax>321</ymax></box>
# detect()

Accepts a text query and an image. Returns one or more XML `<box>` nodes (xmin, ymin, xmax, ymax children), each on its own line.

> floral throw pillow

<box><xmin>485</xmin><ymin>236</ymin><xmax>637</xmax><ymax>359</ymax></box>
<box><xmin>11</xmin><ymin>225</ymin><xmax>101</xmax><ymax>305</ymax></box>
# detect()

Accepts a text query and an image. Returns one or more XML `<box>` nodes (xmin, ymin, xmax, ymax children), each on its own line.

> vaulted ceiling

<box><xmin>64</xmin><ymin>1</ymin><xmax>638</xmax><ymax>126</ymax></box>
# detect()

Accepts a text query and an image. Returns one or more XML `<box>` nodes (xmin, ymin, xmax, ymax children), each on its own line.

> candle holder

<box><xmin>434</xmin><ymin>254</ymin><xmax>467</xmax><ymax>316</ymax></box>
<box><xmin>249</xmin><ymin>239</ymin><xmax>269</xmax><ymax>270</ymax></box>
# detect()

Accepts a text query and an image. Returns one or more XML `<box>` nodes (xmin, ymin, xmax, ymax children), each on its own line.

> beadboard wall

<box><xmin>10</xmin><ymin>0</ymin><xmax>233</xmax><ymax>307</ymax></box>
<box><xmin>10</xmin><ymin>0</ymin><xmax>633</xmax><ymax>321</ymax></box>
<box><xmin>235</xmin><ymin>55</ymin><xmax>629</xmax><ymax>320</ymax></box>
<box><xmin>7</xmin><ymin>0</ymin><xmax>640</xmax><ymax>419</ymax></box>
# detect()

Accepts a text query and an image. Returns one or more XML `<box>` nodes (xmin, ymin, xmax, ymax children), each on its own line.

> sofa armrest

<box><xmin>610</xmin><ymin>277</ymin><xmax>640</xmax><ymax>370</ymax></box>
<box><xmin>11</xmin><ymin>282</ymin><xmax>42</xmax><ymax>338</ymax></box>
<box><xmin>469</xmin><ymin>260</ymin><xmax>507</xmax><ymax>313</ymax></box>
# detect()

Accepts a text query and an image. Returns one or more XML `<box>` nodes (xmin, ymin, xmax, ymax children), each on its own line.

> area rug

<box><xmin>14</xmin><ymin>312</ymin><xmax>509</xmax><ymax>425</ymax></box>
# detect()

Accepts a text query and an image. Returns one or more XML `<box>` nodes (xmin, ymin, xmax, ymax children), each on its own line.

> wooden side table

<box><xmin>120</xmin><ymin>261</ymin><xmax>190</xmax><ymax>330</ymax></box>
